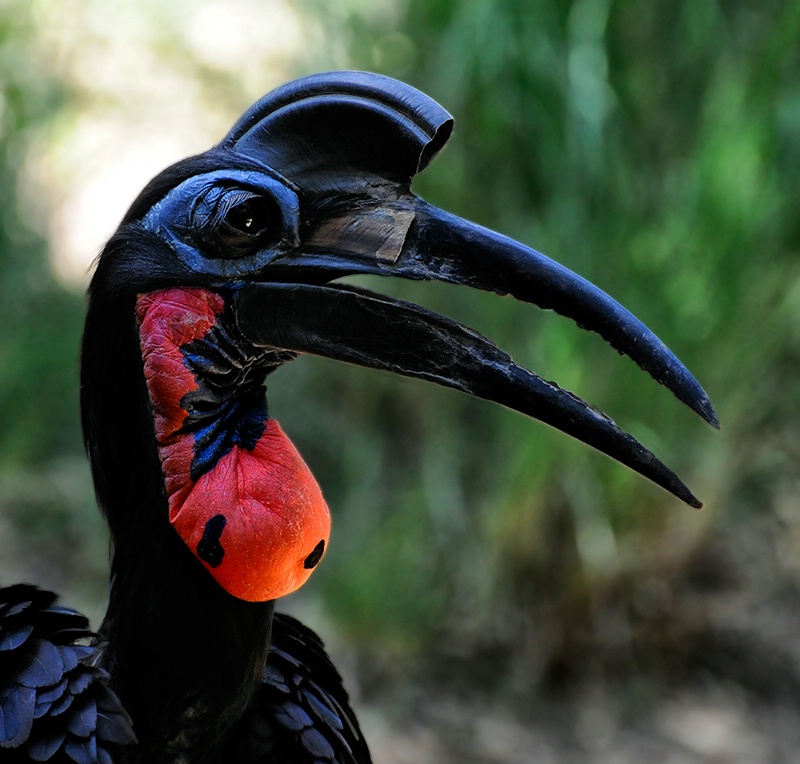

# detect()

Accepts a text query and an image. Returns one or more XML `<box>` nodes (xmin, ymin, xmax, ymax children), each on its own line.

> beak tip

<box><xmin>670</xmin><ymin>481</ymin><xmax>703</xmax><ymax>509</ymax></box>
<box><xmin>693</xmin><ymin>393</ymin><xmax>719</xmax><ymax>430</ymax></box>
<box><xmin>674</xmin><ymin>373</ymin><xmax>718</xmax><ymax>429</ymax></box>
<box><xmin>706</xmin><ymin>408</ymin><xmax>721</xmax><ymax>430</ymax></box>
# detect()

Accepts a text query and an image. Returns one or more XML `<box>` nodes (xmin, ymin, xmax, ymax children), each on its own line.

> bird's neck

<box><xmin>101</xmin><ymin>534</ymin><xmax>274</xmax><ymax>764</ymax></box>
<box><xmin>82</xmin><ymin>291</ymin><xmax>274</xmax><ymax>763</ymax></box>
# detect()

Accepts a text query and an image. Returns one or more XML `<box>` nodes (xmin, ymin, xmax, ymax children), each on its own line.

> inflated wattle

<box><xmin>136</xmin><ymin>287</ymin><xmax>330</xmax><ymax>601</ymax></box>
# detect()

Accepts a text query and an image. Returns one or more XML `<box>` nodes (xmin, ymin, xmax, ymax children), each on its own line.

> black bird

<box><xmin>0</xmin><ymin>71</ymin><xmax>716</xmax><ymax>763</ymax></box>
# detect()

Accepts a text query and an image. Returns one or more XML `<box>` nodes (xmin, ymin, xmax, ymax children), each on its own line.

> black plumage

<box><xmin>232</xmin><ymin>614</ymin><xmax>370</xmax><ymax>763</ymax></box>
<box><xmin>0</xmin><ymin>586</ymin><xmax>368</xmax><ymax>763</ymax></box>
<box><xmin>0</xmin><ymin>585</ymin><xmax>134</xmax><ymax>763</ymax></box>
<box><xmin>0</xmin><ymin>71</ymin><xmax>715</xmax><ymax>763</ymax></box>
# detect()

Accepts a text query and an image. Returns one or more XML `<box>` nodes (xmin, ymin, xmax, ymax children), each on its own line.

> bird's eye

<box><xmin>195</xmin><ymin>187</ymin><xmax>280</xmax><ymax>258</ymax></box>
<box><xmin>219</xmin><ymin>193</ymin><xmax>273</xmax><ymax>237</ymax></box>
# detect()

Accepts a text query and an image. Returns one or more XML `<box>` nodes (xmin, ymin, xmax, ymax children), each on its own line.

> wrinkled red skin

<box><xmin>136</xmin><ymin>288</ymin><xmax>330</xmax><ymax>602</ymax></box>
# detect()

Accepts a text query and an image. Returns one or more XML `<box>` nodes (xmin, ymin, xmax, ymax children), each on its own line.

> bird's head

<box><xmin>81</xmin><ymin>71</ymin><xmax>716</xmax><ymax>605</ymax></box>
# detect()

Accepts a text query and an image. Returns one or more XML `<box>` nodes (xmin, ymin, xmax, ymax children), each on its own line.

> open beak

<box><xmin>210</xmin><ymin>71</ymin><xmax>717</xmax><ymax>507</ymax></box>
<box><xmin>232</xmin><ymin>194</ymin><xmax>717</xmax><ymax>508</ymax></box>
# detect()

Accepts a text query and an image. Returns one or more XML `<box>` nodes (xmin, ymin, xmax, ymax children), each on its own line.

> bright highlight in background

<box><xmin>23</xmin><ymin>0</ymin><xmax>314</xmax><ymax>288</ymax></box>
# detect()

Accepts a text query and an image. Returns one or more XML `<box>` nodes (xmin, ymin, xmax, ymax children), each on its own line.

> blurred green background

<box><xmin>1</xmin><ymin>0</ymin><xmax>799</xmax><ymax>761</ymax></box>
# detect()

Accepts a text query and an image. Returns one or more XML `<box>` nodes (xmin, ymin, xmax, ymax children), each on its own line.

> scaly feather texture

<box><xmin>228</xmin><ymin>614</ymin><xmax>371</xmax><ymax>763</ymax></box>
<box><xmin>0</xmin><ymin>586</ymin><xmax>371</xmax><ymax>763</ymax></box>
<box><xmin>0</xmin><ymin>585</ymin><xmax>134</xmax><ymax>763</ymax></box>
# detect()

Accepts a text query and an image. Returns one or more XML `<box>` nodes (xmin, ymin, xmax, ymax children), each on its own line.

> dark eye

<box><xmin>219</xmin><ymin>193</ymin><xmax>273</xmax><ymax>238</ymax></box>
<box><xmin>196</xmin><ymin>187</ymin><xmax>279</xmax><ymax>258</ymax></box>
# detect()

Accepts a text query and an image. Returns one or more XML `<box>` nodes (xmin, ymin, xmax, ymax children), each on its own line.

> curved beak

<box><xmin>233</xmin><ymin>195</ymin><xmax>717</xmax><ymax>507</ymax></box>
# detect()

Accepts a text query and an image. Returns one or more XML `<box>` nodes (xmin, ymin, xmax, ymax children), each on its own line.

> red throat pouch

<box><xmin>136</xmin><ymin>287</ymin><xmax>330</xmax><ymax>602</ymax></box>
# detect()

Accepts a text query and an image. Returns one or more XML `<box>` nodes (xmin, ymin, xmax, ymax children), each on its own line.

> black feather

<box><xmin>25</xmin><ymin>727</ymin><xmax>65</xmax><ymax>761</ymax></box>
<box><xmin>230</xmin><ymin>613</ymin><xmax>371</xmax><ymax>764</ymax></box>
<box><xmin>0</xmin><ymin>625</ymin><xmax>34</xmax><ymax>652</ymax></box>
<box><xmin>301</xmin><ymin>726</ymin><xmax>336</xmax><ymax>760</ymax></box>
<box><xmin>64</xmin><ymin>732</ymin><xmax>97</xmax><ymax>763</ymax></box>
<box><xmin>0</xmin><ymin>585</ymin><xmax>135</xmax><ymax>762</ymax></box>
<box><xmin>14</xmin><ymin>640</ymin><xmax>64</xmax><ymax>690</ymax></box>
<box><xmin>66</xmin><ymin>697</ymin><xmax>97</xmax><ymax>738</ymax></box>
<box><xmin>35</xmin><ymin>678</ymin><xmax>68</xmax><ymax>710</ymax></box>
<box><xmin>0</xmin><ymin>684</ymin><xmax>36</xmax><ymax>746</ymax></box>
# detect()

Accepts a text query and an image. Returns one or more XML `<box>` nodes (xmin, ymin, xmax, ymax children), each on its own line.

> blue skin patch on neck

<box><xmin>177</xmin><ymin>304</ymin><xmax>293</xmax><ymax>483</ymax></box>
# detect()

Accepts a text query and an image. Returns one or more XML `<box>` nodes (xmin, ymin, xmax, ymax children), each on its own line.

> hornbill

<box><xmin>0</xmin><ymin>71</ymin><xmax>717</xmax><ymax>763</ymax></box>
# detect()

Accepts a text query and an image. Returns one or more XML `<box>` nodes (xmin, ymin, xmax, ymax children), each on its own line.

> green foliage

<box><xmin>0</xmin><ymin>2</ymin><xmax>80</xmax><ymax>466</ymax></box>
<box><xmin>0</xmin><ymin>0</ymin><xmax>798</xmax><ymax>692</ymax></box>
<box><xmin>0</xmin><ymin>2</ymin><xmax>102</xmax><ymax>613</ymax></box>
<box><xmin>282</xmin><ymin>0</ymin><xmax>800</xmax><ymax>679</ymax></box>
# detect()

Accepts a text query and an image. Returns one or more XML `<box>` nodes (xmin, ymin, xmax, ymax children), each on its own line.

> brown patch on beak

<box><xmin>307</xmin><ymin>207</ymin><xmax>415</xmax><ymax>263</ymax></box>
